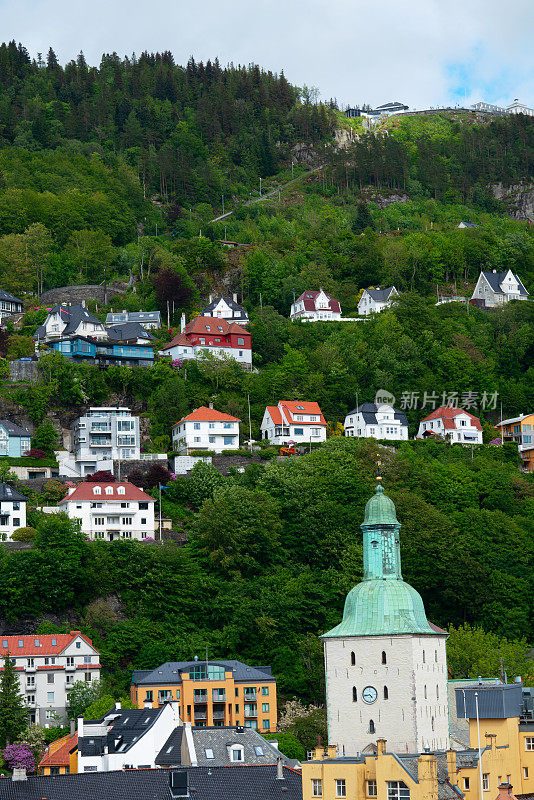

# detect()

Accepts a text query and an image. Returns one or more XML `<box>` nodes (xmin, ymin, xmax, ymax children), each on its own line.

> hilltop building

<box><xmin>171</xmin><ymin>406</ymin><xmax>241</xmax><ymax>453</ymax></box>
<box><xmin>471</xmin><ymin>270</ymin><xmax>529</xmax><ymax>308</ymax></box>
<box><xmin>290</xmin><ymin>290</ymin><xmax>342</xmax><ymax>322</ymax></box>
<box><xmin>261</xmin><ymin>401</ymin><xmax>327</xmax><ymax>445</ymax></box>
<box><xmin>0</xmin><ymin>420</ymin><xmax>31</xmax><ymax>457</ymax></box>
<box><xmin>358</xmin><ymin>287</ymin><xmax>399</xmax><ymax>315</ymax></box>
<box><xmin>160</xmin><ymin>316</ymin><xmax>252</xmax><ymax>368</ymax></box>
<box><xmin>344</xmin><ymin>403</ymin><xmax>409</xmax><ymax>441</ymax></box>
<box><xmin>130</xmin><ymin>659</ymin><xmax>277</xmax><ymax>732</ymax></box>
<box><xmin>105</xmin><ymin>310</ymin><xmax>161</xmax><ymax>329</ymax></box>
<box><xmin>496</xmin><ymin>412</ymin><xmax>534</xmax><ymax>472</ymax></box>
<box><xmin>200</xmin><ymin>294</ymin><xmax>249</xmax><ymax>325</ymax></box>
<box><xmin>0</xmin><ymin>483</ymin><xmax>28</xmax><ymax>540</ymax></box>
<box><xmin>416</xmin><ymin>407</ymin><xmax>483</xmax><ymax>444</ymax></box>
<box><xmin>322</xmin><ymin>483</ymin><xmax>449</xmax><ymax>754</ymax></box>
<box><xmin>0</xmin><ymin>288</ymin><xmax>23</xmax><ymax>322</ymax></box>
<box><xmin>34</xmin><ymin>303</ymin><xmax>107</xmax><ymax>343</ymax></box>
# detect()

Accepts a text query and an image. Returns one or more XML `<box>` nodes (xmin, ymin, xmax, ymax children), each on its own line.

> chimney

<box><xmin>233</xmin><ymin>293</ymin><xmax>238</xmax><ymax>303</ymax></box>
<box><xmin>276</xmin><ymin>757</ymin><xmax>284</xmax><ymax>780</ymax></box>
<box><xmin>81</xmin><ymin>300</ymin><xmax>86</xmax><ymax>308</ymax></box>
<box><xmin>70</xmin><ymin>718</ymin><xmax>76</xmax><ymax>736</ymax></box>
<box><xmin>496</xmin><ymin>783</ymin><xmax>517</xmax><ymax>800</ymax></box>
<box><xmin>78</xmin><ymin>716</ymin><xmax>84</xmax><ymax>737</ymax></box>
<box><xmin>144</xmin><ymin>700</ymin><xmax>152</xmax><ymax>709</ymax></box>
<box><xmin>376</xmin><ymin>738</ymin><xmax>387</xmax><ymax>756</ymax></box>
<box><xmin>12</xmin><ymin>769</ymin><xmax>27</xmax><ymax>782</ymax></box>
<box><xmin>208</xmin><ymin>402</ymin><xmax>214</xmax><ymax>410</ymax></box>
<box><xmin>417</xmin><ymin>753</ymin><xmax>438</xmax><ymax>800</ymax></box>
<box><xmin>180</xmin><ymin>313</ymin><xmax>186</xmax><ymax>333</ymax></box>
<box><xmin>115</xmin><ymin>701</ymin><xmax>121</xmax><ymax>710</ymax></box>
<box><xmin>446</xmin><ymin>750</ymin><xmax>457</xmax><ymax>784</ymax></box>
<box><xmin>209</xmin><ymin>293</ymin><xmax>214</xmax><ymax>303</ymax></box>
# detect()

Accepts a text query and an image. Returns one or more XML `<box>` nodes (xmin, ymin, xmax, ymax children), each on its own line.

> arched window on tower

<box><xmin>352</xmin><ymin>687</ymin><xmax>357</xmax><ymax>702</ymax></box>
<box><xmin>424</xmin><ymin>685</ymin><xmax>427</xmax><ymax>699</ymax></box>
<box><xmin>436</xmin><ymin>685</ymin><xmax>439</xmax><ymax>700</ymax></box>
<box><xmin>431</xmin><ymin>716</ymin><xmax>435</xmax><ymax>731</ymax></box>
<box><xmin>381</xmin><ymin>651</ymin><xmax>387</xmax><ymax>664</ymax></box>
<box><xmin>435</xmin><ymin>650</ymin><xmax>438</xmax><ymax>662</ymax></box>
<box><xmin>369</xmin><ymin>720</ymin><xmax>375</xmax><ymax>734</ymax></box>
<box><xmin>383</xmin><ymin>686</ymin><xmax>389</xmax><ymax>700</ymax></box>
<box><xmin>351</xmin><ymin>652</ymin><xmax>356</xmax><ymax>666</ymax></box>
<box><xmin>422</xmin><ymin>650</ymin><xmax>426</xmax><ymax>663</ymax></box>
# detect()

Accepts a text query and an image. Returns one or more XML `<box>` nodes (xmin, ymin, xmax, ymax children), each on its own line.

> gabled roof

<box><xmin>79</xmin><ymin>707</ymin><xmax>162</xmax><ymax>756</ymax></box>
<box><xmin>264</xmin><ymin>402</ymin><xmax>326</xmax><ymax>426</ymax></box>
<box><xmin>481</xmin><ymin>271</ymin><xmax>529</xmax><ymax>296</ymax></box>
<box><xmin>39</xmin><ymin>732</ymin><xmax>78</xmax><ymax>768</ymax></box>
<box><xmin>458</xmin><ymin>221</ymin><xmax>478</xmax><ymax>228</ymax></box>
<box><xmin>362</xmin><ymin>286</ymin><xmax>397</xmax><ymax>302</ymax></box>
<box><xmin>106</xmin><ymin>322</ymin><xmax>156</xmax><ymax>341</ymax></box>
<box><xmin>0</xmin><ymin>631</ymin><xmax>97</xmax><ymax>658</ymax></box>
<box><xmin>172</xmin><ymin>407</ymin><xmax>241</xmax><ymax>427</ymax></box>
<box><xmin>188</xmin><ymin>726</ymin><xmax>296</xmax><ymax>768</ymax></box>
<box><xmin>35</xmin><ymin>304</ymin><xmax>105</xmax><ymax>340</ymax></box>
<box><xmin>0</xmin><ymin>419</ymin><xmax>30</xmax><ymax>437</ymax></box>
<box><xmin>155</xmin><ymin>727</ymin><xmax>183</xmax><ymax>766</ymax></box>
<box><xmin>0</xmin><ymin>288</ymin><xmax>23</xmax><ymax>304</ymax></box>
<box><xmin>345</xmin><ymin>402</ymin><xmax>408</xmax><ymax>427</ymax></box>
<box><xmin>420</xmin><ymin>406</ymin><xmax>482</xmax><ymax>431</ymax></box>
<box><xmin>201</xmin><ymin>296</ymin><xmax>248</xmax><ymax>317</ymax></box>
<box><xmin>132</xmin><ymin>660</ymin><xmax>275</xmax><ymax>687</ymax></box>
<box><xmin>496</xmin><ymin>413</ymin><xmax>533</xmax><ymax>427</ymax></box>
<box><xmin>0</xmin><ymin>483</ymin><xmax>28</xmax><ymax>503</ymax></box>
<box><xmin>295</xmin><ymin>290</ymin><xmax>341</xmax><ymax>314</ymax></box>
<box><xmin>161</xmin><ymin>317</ymin><xmax>250</xmax><ymax>352</ymax></box>
<box><xmin>59</xmin><ymin>482</ymin><xmax>155</xmax><ymax>505</ymax></box>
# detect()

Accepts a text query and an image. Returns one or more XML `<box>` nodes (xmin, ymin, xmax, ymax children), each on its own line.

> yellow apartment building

<box><xmin>130</xmin><ymin>659</ymin><xmax>277</xmax><ymax>733</ymax></box>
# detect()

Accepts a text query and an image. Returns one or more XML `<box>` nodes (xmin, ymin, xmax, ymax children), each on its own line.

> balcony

<box><xmin>194</xmin><ymin>711</ymin><xmax>207</xmax><ymax>721</ymax></box>
<box><xmin>25</xmin><ymin>664</ymin><xmax>36</xmax><ymax>673</ymax></box>
<box><xmin>194</xmin><ymin>693</ymin><xmax>208</xmax><ymax>703</ymax></box>
<box><xmin>25</xmin><ymin>683</ymin><xmax>36</xmax><ymax>692</ymax></box>
<box><xmin>244</xmin><ymin>708</ymin><xmax>257</xmax><ymax>718</ymax></box>
<box><xmin>25</xmin><ymin>699</ymin><xmax>36</xmax><ymax>708</ymax></box>
<box><xmin>65</xmin><ymin>662</ymin><xmax>76</xmax><ymax>671</ymax></box>
<box><xmin>212</xmin><ymin>710</ymin><xmax>225</xmax><ymax>720</ymax></box>
<box><xmin>243</xmin><ymin>691</ymin><xmax>257</xmax><ymax>701</ymax></box>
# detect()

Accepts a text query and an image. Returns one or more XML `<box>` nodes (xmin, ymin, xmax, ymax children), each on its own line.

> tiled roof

<box><xmin>429</xmin><ymin>621</ymin><xmax>448</xmax><ymax>635</ymax></box>
<box><xmin>39</xmin><ymin>733</ymin><xmax>77</xmax><ymax>768</ymax></box>
<box><xmin>265</xmin><ymin>405</ymin><xmax>283</xmax><ymax>424</ymax></box>
<box><xmin>172</xmin><ymin>407</ymin><xmax>241</xmax><ymax>427</ymax></box>
<box><xmin>295</xmin><ymin>290</ymin><xmax>341</xmax><ymax>314</ymax></box>
<box><xmin>132</xmin><ymin>660</ymin><xmax>275</xmax><ymax>687</ymax></box>
<box><xmin>0</xmin><ymin>631</ymin><xmax>96</xmax><ymax>658</ymax></box>
<box><xmin>420</xmin><ymin>406</ymin><xmax>483</xmax><ymax>431</ymax></box>
<box><xmin>280</xmin><ymin>401</ymin><xmax>326</xmax><ymax>425</ymax></box>
<box><xmin>59</xmin><ymin>482</ymin><xmax>155</xmax><ymax>505</ymax></box>
<box><xmin>0</xmin><ymin>419</ymin><xmax>30</xmax><ymax>437</ymax></box>
<box><xmin>0</xmin><ymin>765</ymin><xmax>302</xmax><ymax>800</ymax></box>
<box><xmin>161</xmin><ymin>316</ymin><xmax>250</xmax><ymax>352</ymax></box>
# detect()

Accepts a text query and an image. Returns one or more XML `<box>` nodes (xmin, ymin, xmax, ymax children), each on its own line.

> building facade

<box><xmin>496</xmin><ymin>413</ymin><xmax>534</xmax><ymax>472</ymax></box>
<box><xmin>105</xmin><ymin>310</ymin><xmax>161</xmax><ymax>329</ymax></box>
<box><xmin>200</xmin><ymin>295</ymin><xmax>249</xmax><ymax>325</ymax></box>
<box><xmin>0</xmin><ymin>420</ymin><xmax>31</xmax><ymax>457</ymax></box>
<box><xmin>39</xmin><ymin>732</ymin><xmax>78</xmax><ymax>775</ymax></box>
<box><xmin>471</xmin><ymin>270</ymin><xmax>530</xmax><ymax>308</ymax></box>
<box><xmin>161</xmin><ymin>316</ymin><xmax>252</xmax><ymax>368</ymax></box>
<box><xmin>260</xmin><ymin>401</ymin><xmax>327</xmax><ymax>445</ymax></box>
<box><xmin>171</xmin><ymin>407</ymin><xmax>240</xmax><ymax>454</ymax></box>
<box><xmin>57</xmin><ymin>481</ymin><xmax>155</xmax><ymax>541</ymax></box>
<box><xmin>290</xmin><ymin>290</ymin><xmax>342</xmax><ymax>322</ymax></box>
<box><xmin>358</xmin><ymin>287</ymin><xmax>398</xmax><ymax>316</ymax></box>
<box><xmin>34</xmin><ymin>304</ymin><xmax>107</xmax><ymax>343</ymax></box>
<box><xmin>130</xmin><ymin>660</ymin><xmax>277</xmax><ymax>732</ymax></box>
<box><xmin>344</xmin><ymin>403</ymin><xmax>409</xmax><ymax>441</ymax></box>
<box><xmin>0</xmin><ymin>483</ymin><xmax>28</xmax><ymax>540</ymax></box>
<box><xmin>416</xmin><ymin>407</ymin><xmax>483</xmax><ymax>444</ymax></box>
<box><xmin>47</xmin><ymin>336</ymin><xmax>154</xmax><ymax>368</ymax></box>
<box><xmin>0</xmin><ymin>288</ymin><xmax>23</xmax><ymax>321</ymax></box>
<box><xmin>62</xmin><ymin>406</ymin><xmax>141</xmax><ymax>477</ymax></box>
<box><xmin>322</xmin><ymin>483</ymin><xmax>449</xmax><ymax>755</ymax></box>
<box><xmin>0</xmin><ymin>631</ymin><xmax>100</xmax><ymax>726</ymax></box>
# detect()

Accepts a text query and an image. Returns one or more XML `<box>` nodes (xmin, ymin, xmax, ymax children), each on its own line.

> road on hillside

<box><xmin>209</xmin><ymin>165</ymin><xmax>324</xmax><ymax>224</ymax></box>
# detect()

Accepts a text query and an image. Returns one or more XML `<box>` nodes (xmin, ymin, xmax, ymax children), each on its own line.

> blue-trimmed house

<box><xmin>48</xmin><ymin>336</ymin><xmax>154</xmax><ymax>368</ymax></box>
<box><xmin>0</xmin><ymin>420</ymin><xmax>31</xmax><ymax>457</ymax></box>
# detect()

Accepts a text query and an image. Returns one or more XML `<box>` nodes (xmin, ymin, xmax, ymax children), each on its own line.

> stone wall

<box><xmin>9</xmin><ymin>361</ymin><xmax>39</xmax><ymax>383</ymax></box>
<box><xmin>39</xmin><ymin>282</ymin><xmax>129</xmax><ymax>307</ymax></box>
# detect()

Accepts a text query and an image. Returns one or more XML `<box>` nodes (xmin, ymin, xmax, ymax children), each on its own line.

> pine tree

<box><xmin>352</xmin><ymin>202</ymin><xmax>375</xmax><ymax>234</ymax></box>
<box><xmin>0</xmin><ymin>654</ymin><xmax>27</xmax><ymax>747</ymax></box>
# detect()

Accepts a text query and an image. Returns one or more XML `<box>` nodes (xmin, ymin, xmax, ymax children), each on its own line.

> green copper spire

<box><xmin>323</xmin><ymin>482</ymin><xmax>434</xmax><ymax>638</ymax></box>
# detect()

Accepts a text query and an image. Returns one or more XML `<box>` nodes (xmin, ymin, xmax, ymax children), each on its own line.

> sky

<box><xmin>0</xmin><ymin>0</ymin><xmax>533</xmax><ymax>110</ymax></box>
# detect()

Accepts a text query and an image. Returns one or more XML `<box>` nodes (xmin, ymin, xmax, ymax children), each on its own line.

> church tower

<box><xmin>322</xmin><ymin>482</ymin><xmax>449</xmax><ymax>755</ymax></box>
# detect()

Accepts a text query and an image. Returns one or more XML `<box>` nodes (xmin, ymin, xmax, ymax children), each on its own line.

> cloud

<box><xmin>0</xmin><ymin>0</ymin><xmax>532</xmax><ymax>109</ymax></box>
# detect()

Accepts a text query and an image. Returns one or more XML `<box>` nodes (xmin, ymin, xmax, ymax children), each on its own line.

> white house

<box><xmin>358</xmin><ymin>286</ymin><xmax>398</xmax><ymax>315</ymax></box>
<box><xmin>200</xmin><ymin>294</ymin><xmax>249</xmax><ymax>325</ymax></box>
<box><xmin>57</xmin><ymin>481</ymin><xmax>156</xmax><ymax>541</ymax></box>
<box><xmin>0</xmin><ymin>631</ymin><xmax>100</xmax><ymax>726</ymax></box>
<box><xmin>471</xmin><ymin>269</ymin><xmax>529</xmax><ymax>307</ymax></box>
<box><xmin>0</xmin><ymin>288</ymin><xmax>23</xmax><ymax>322</ymax></box>
<box><xmin>290</xmin><ymin>289</ymin><xmax>342</xmax><ymax>322</ymax></box>
<box><xmin>260</xmin><ymin>401</ymin><xmax>327</xmax><ymax>445</ymax></box>
<box><xmin>416</xmin><ymin>407</ymin><xmax>483</xmax><ymax>444</ymax></box>
<box><xmin>160</xmin><ymin>316</ymin><xmax>252</xmax><ymax>369</ymax></box>
<box><xmin>172</xmin><ymin>407</ymin><xmax>240</xmax><ymax>454</ymax></box>
<box><xmin>105</xmin><ymin>310</ymin><xmax>161</xmax><ymax>330</ymax></box>
<box><xmin>34</xmin><ymin>303</ymin><xmax>107</xmax><ymax>343</ymax></box>
<box><xmin>0</xmin><ymin>483</ymin><xmax>27</xmax><ymax>541</ymax></box>
<box><xmin>344</xmin><ymin>403</ymin><xmax>409</xmax><ymax>441</ymax></box>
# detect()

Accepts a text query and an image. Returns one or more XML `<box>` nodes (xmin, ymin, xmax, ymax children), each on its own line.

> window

<box><xmin>237</xmin><ymin>337</ymin><xmax>244</xmax><ymax>346</ymax></box>
<box><xmin>387</xmin><ymin>782</ymin><xmax>410</xmax><ymax>800</ymax></box>
<box><xmin>205</xmin><ymin>748</ymin><xmax>214</xmax><ymax>759</ymax></box>
<box><xmin>436</xmin><ymin>685</ymin><xmax>439</xmax><ymax>699</ymax></box>
<box><xmin>105</xmin><ymin>486</ymin><xmax>113</xmax><ymax>495</ymax></box>
<box><xmin>383</xmin><ymin>686</ymin><xmax>388</xmax><ymax>699</ymax></box>
<box><xmin>262</xmin><ymin>720</ymin><xmax>270</xmax><ymax>729</ymax></box>
<box><xmin>435</xmin><ymin>650</ymin><xmax>438</xmax><ymax>662</ymax></box>
<box><xmin>424</xmin><ymin>685</ymin><xmax>427</xmax><ymax>699</ymax></box>
<box><xmin>369</xmin><ymin>720</ymin><xmax>375</xmax><ymax>733</ymax></box>
<box><xmin>194</xmin><ymin>423</ymin><xmax>201</xmax><ymax>430</ymax></box>
<box><xmin>194</xmin><ymin>437</ymin><xmax>201</xmax><ymax>443</ymax></box>
<box><xmin>351</xmin><ymin>651</ymin><xmax>356</xmax><ymax>666</ymax></box>
<box><xmin>312</xmin><ymin>779</ymin><xmax>323</xmax><ymax>797</ymax></box>
<box><xmin>463</xmin><ymin>778</ymin><xmax>470</xmax><ymax>790</ymax></box>
<box><xmin>117</xmin><ymin>487</ymin><xmax>125</xmax><ymax>495</ymax></box>
<box><xmin>27</xmin><ymin>658</ymin><xmax>34</xmax><ymax>667</ymax></box>
<box><xmin>526</xmin><ymin>738</ymin><xmax>534</xmax><ymax>750</ymax></box>
<box><xmin>47</xmin><ymin>692</ymin><xmax>54</xmax><ymax>703</ymax></box>
<box><xmin>524</xmin><ymin>768</ymin><xmax>529</xmax><ymax>779</ymax></box>
<box><xmin>254</xmin><ymin>745</ymin><xmax>264</xmax><ymax>756</ymax></box>
<box><xmin>66</xmin><ymin>657</ymin><xmax>74</xmax><ymax>666</ymax></box>
<box><xmin>262</xmin><ymin>703</ymin><xmax>269</xmax><ymax>712</ymax></box>
<box><xmin>93</xmin><ymin>487</ymin><xmax>101</xmax><ymax>495</ymax></box>
<box><xmin>84</xmin><ymin>656</ymin><xmax>92</xmax><ymax>664</ymax></box>
<box><xmin>231</xmin><ymin>748</ymin><xmax>243</xmax><ymax>762</ymax></box>
<box><xmin>145</xmin><ymin>691</ymin><xmax>153</xmax><ymax>702</ymax></box>
<box><xmin>367</xmin><ymin>781</ymin><xmax>378</xmax><ymax>797</ymax></box>
<box><xmin>294</xmin><ymin>428</ymin><xmax>304</xmax><ymax>436</ymax></box>
<box><xmin>76</xmin><ymin>642</ymin><xmax>81</xmax><ymax>649</ymax></box>
<box><xmin>85</xmin><ymin>672</ymin><xmax>91</xmax><ymax>682</ymax></box>
<box><xmin>382</xmin><ymin>651</ymin><xmax>387</xmax><ymax>664</ymax></box>
<box><xmin>352</xmin><ymin>687</ymin><xmax>357</xmax><ymax>702</ymax></box>
<box><xmin>223</xmin><ymin>437</ymin><xmax>234</xmax><ymax>445</ymax></box>
<box><xmin>261</xmin><ymin>686</ymin><xmax>269</xmax><ymax>696</ymax></box>
<box><xmin>209</xmin><ymin>437</ymin><xmax>215</xmax><ymax>444</ymax></box>
<box><xmin>482</xmin><ymin>775</ymin><xmax>489</xmax><ymax>790</ymax></box>
<box><xmin>47</xmin><ymin>674</ymin><xmax>54</xmax><ymax>684</ymax></box>
<box><xmin>18</xmin><ymin>640</ymin><xmax>23</xmax><ymax>648</ymax></box>
<box><xmin>34</xmin><ymin>639</ymin><xmax>40</xmax><ymax>647</ymax></box>
<box><xmin>422</xmin><ymin>650</ymin><xmax>426</xmax><ymax>663</ymax></box>
<box><xmin>336</xmin><ymin>779</ymin><xmax>347</xmax><ymax>798</ymax></box>
<box><xmin>235</xmin><ymin>704</ymin><xmax>239</xmax><ymax>713</ymax></box>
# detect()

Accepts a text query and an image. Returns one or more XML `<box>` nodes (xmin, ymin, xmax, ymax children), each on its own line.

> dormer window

<box><xmin>230</xmin><ymin>746</ymin><xmax>244</xmax><ymax>762</ymax></box>
<box><xmin>93</xmin><ymin>487</ymin><xmax>101</xmax><ymax>495</ymax></box>
<box><xmin>117</xmin><ymin>487</ymin><xmax>125</xmax><ymax>495</ymax></box>
<box><xmin>105</xmin><ymin>487</ymin><xmax>113</xmax><ymax>495</ymax></box>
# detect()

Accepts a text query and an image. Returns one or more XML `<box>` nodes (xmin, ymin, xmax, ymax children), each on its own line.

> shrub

<box><xmin>10</xmin><ymin>527</ymin><xmax>37</xmax><ymax>542</ymax></box>
<box><xmin>85</xmin><ymin>471</ymin><xmax>115</xmax><ymax>482</ymax></box>
<box><xmin>22</xmin><ymin>449</ymin><xmax>47</xmax><ymax>460</ymax></box>
<box><xmin>2</xmin><ymin>743</ymin><xmax>36</xmax><ymax>773</ymax></box>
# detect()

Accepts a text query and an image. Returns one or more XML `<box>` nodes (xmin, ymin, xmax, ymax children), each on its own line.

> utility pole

<box><xmin>222</xmin><ymin>195</ymin><xmax>225</xmax><ymax>215</ymax></box>
<box><xmin>291</xmin><ymin>162</ymin><xmax>294</xmax><ymax>179</ymax></box>
<box><xmin>247</xmin><ymin>394</ymin><xmax>253</xmax><ymax>451</ymax></box>
<box><xmin>155</xmin><ymin>223</ymin><xmax>158</xmax><ymax>237</ymax></box>
<box><xmin>259</xmin><ymin>177</ymin><xmax>262</xmax><ymax>197</ymax></box>
<box><xmin>167</xmin><ymin>301</ymin><xmax>170</xmax><ymax>328</ymax></box>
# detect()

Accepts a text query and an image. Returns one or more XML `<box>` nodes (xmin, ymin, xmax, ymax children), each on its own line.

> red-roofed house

<box><xmin>290</xmin><ymin>289</ymin><xmax>342</xmax><ymax>322</ymax></box>
<box><xmin>160</xmin><ymin>316</ymin><xmax>252</xmax><ymax>368</ymax></box>
<box><xmin>416</xmin><ymin>407</ymin><xmax>483</xmax><ymax>444</ymax></box>
<box><xmin>55</xmin><ymin>482</ymin><xmax>156</xmax><ymax>541</ymax></box>
<box><xmin>0</xmin><ymin>631</ymin><xmax>100</xmax><ymax>727</ymax></box>
<box><xmin>261</xmin><ymin>401</ymin><xmax>327</xmax><ymax>445</ymax></box>
<box><xmin>172</xmin><ymin>406</ymin><xmax>241</xmax><ymax>453</ymax></box>
<box><xmin>39</xmin><ymin>731</ymin><xmax>78</xmax><ymax>775</ymax></box>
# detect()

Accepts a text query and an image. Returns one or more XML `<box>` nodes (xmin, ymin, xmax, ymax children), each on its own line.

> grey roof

<box><xmin>106</xmin><ymin>322</ymin><xmax>156</xmax><ymax>341</ymax></box>
<box><xmin>189</xmin><ymin>726</ymin><xmax>296</xmax><ymax>768</ymax></box>
<box><xmin>105</xmin><ymin>311</ymin><xmax>161</xmax><ymax>325</ymax></box>
<box><xmin>132</xmin><ymin>660</ymin><xmax>275</xmax><ymax>687</ymax></box>
<box><xmin>0</xmin><ymin>765</ymin><xmax>302</xmax><ymax>800</ymax></box>
<box><xmin>0</xmin><ymin>483</ymin><xmax>28</xmax><ymax>503</ymax></box>
<box><xmin>345</xmin><ymin>402</ymin><xmax>408</xmax><ymax>427</ymax></box>
<box><xmin>201</xmin><ymin>297</ymin><xmax>248</xmax><ymax>319</ymax></box>
<box><xmin>481</xmin><ymin>271</ymin><xmax>529</xmax><ymax>296</ymax></box>
<box><xmin>79</xmin><ymin>708</ymin><xmax>162</xmax><ymax>756</ymax></box>
<box><xmin>155</xmin><ymin>727</ymin><xmax>184</xmax><ymax>766</ymax></box>
<box><xmin>0</xmin><ymin>288</ymin><xmax>23</xmax><ymax>304</ymax></box>
<box><xmin>35</xmin><ymin>304</ymin><xmax>104</xmax><ymax>340</ymax></box>
<box><xmin>364</xmin><ymin>287</ymin><xmax>396</xmax><ymax>302</ymax></box>
<box><xmin>396</xmin><ymin>753</ymin><xmax>465</xmax><ymax>800</ymax></box>
<box><xmin>459</xmin><ymin>221</ymin><xmax>478</xmax><ymax>228</ymax></box>
<box><xmin>0</xmin><ymin>420</ymin><xmax>30</xmax><ymax>437</ymax></box>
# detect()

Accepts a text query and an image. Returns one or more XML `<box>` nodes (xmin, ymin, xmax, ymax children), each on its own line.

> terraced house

<box><xmin>130</xmin><ymin>660</ymin><xmax>277</xmax><ymax>732</ymax></box>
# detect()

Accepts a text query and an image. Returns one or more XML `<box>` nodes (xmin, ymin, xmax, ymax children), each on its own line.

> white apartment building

<box><xmin>358</xmin><ymin>286</ymin><xmax>398</xmax><ymax>316</ymax></box>
<box><xmin>58</xmin><ymin>407</ymin><xmax>141</xmax><ymax>477</ymax></box>
<box><xmin>416</xmin><ymin>407</ymin><xmax>483</xmax><ymax>444</ymax></box>
<box><xmin>260</xmin><ymin>401</ymin><xmax>327</xmax><ymax>445</ymax></box>
<box><xmin>344</xmin><ymin>403</ymin><xmax>409</xmax><ymax>441</ymax></box>
<box><xmin>0</xmin><ymin>483</ymin><xmax>28</xmax><ymax>541</ymax></box>
<box><xmin>1</xmin><ymin>631</ymin><xmax>100</xmax><ymax>726</ymax></box>
<box><xmin>172</xmin><ymin>407</ymin><xmax>241</xmax><ymax>454</ymax></box>
<box><xmin>57</xmin><ymin>482</ymin><xmax>156</xmax><ymax>541</ymax></box>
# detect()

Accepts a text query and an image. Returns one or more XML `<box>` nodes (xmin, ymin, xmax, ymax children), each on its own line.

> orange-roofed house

<box><xmin>416</xmin><ymin>406</ymin><xmax>483</xmax><ymax>444</ymax></box>
<box><xmin>160</xmin><ymin>315</ymin><xmax>252</xmax><ymax>368</ymax></box>
<box><xmin>39</xmin><ymin>731</ymin><xmax>78</xmax><ymax>775</ymax></box>
<box><xmin>54</xmin><ymin>482</ymin><xmax>156</xmax><ymax>542</ymax></box>
<box><xmin>260</xmin><ymin>401</ymin><xmax>327</xmax><ymax>445</ymax></box>
<box><xmin>171</xmin><ymin>406</ymin><xmax>241</xmax><ymax>454</ymax></box>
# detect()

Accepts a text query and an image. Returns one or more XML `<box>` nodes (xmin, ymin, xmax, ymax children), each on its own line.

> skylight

<box><xmin>205</xmin><ymin>749</ymin><xmax>214</xmax><ymax>759</ymax></box>
<box><xmin>254</xmin><ymin>746</ymin><xmax>264</xmax><ymax>756</ymax></box>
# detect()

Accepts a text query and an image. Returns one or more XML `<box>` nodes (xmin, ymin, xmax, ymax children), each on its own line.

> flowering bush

<box><xmin>2</xmin><ymin>743</ymin><xmax>36</xmax><ymax>773</ymax></box>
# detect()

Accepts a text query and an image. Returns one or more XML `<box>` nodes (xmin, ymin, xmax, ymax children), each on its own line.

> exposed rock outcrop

<box><xmin>491</xmin><ymin>182</ymin><xmax>534</xmax><ymax>220</ymax></box>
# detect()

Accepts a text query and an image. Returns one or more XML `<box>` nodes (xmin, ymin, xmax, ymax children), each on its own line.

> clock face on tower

<box><xmin>362</xmin><ymin>686</ymin><xmax>378</xmax><ymax>704</ymax></box>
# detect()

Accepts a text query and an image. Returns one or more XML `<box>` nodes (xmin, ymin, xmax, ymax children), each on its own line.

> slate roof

<box><xmin>155</xmin><ymin>727</ymin><xmax>184</xmax><ymax>766</ymax></box>
<box><xmin>0</xmin><ymin>420</ymin><xmax>30</xmax><ymax>437</ymax></box>
<box><xmin>481</xmin><ymin>271</ymin><xmax>528</xmax><ymax>296</ymax></box>
<box><xmin>35</xmin><ymin>304</ymin><xmax>105</xmax><ymax>340</ymax></box>
<box><xmin>0</xmin><ymin>483</ymin><xmax>28</xmax><ymax>503</ymax></box>
<box><xmin>0</xmin><ymin>288</ymin><xmax>23</xmax><ymax>304</ymax></box>
<box><xmin>105</xmin><ymin>311</ymin><xmax>161</xmax><ymax>325</ymax></box>
<box><xmin>79</xmin><ymin>708</ymin><xmax>162</xmax><ymax>756</ymax></box>
<box><xmin>345</xmin><ymin>402</ymin><xmax>408</xmax><ymax>427</ymax></box>
<box><xmin>0</xmin><ymin>765</ymin><xmax>302</xmax><ymax>800</ymax></box>
<box><xmin>294</xmin><ymin>290</ymin><xmax>341</xmax><ymax>314</ymax></box>
<box><xmin>106</xmin><ymin>322</ymin><xmax>156</xmax><ymax>341</ymax></box>
<box><xmin>201</xmin><ymin>297</ymin><xmax>248</xmax><ymax>318</ymax></box>
<box><xmin>363</xmin><ymin>286</ymin><xmax>396</xmax><ymax>302</ymax></box>
<box><xmin>132</xmin><ymin>660</ymin><xmax>275</xmax><ymax>687</ymax></box>
<box><xmin>458</xmin><ymin>221</ymin><xmax>478</xmax><ymax>228</ymax></box>
<box><xmin>188</xmin><ymin>726</ymin><xmax>295</xmax><ymax>768</ymax></box>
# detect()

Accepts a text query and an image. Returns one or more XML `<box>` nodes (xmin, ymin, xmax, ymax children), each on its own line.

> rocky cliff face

<box><xmin>491</xmin><ymin>182</ymin><xmax>534</xmax><ymax>220</ymax></box>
